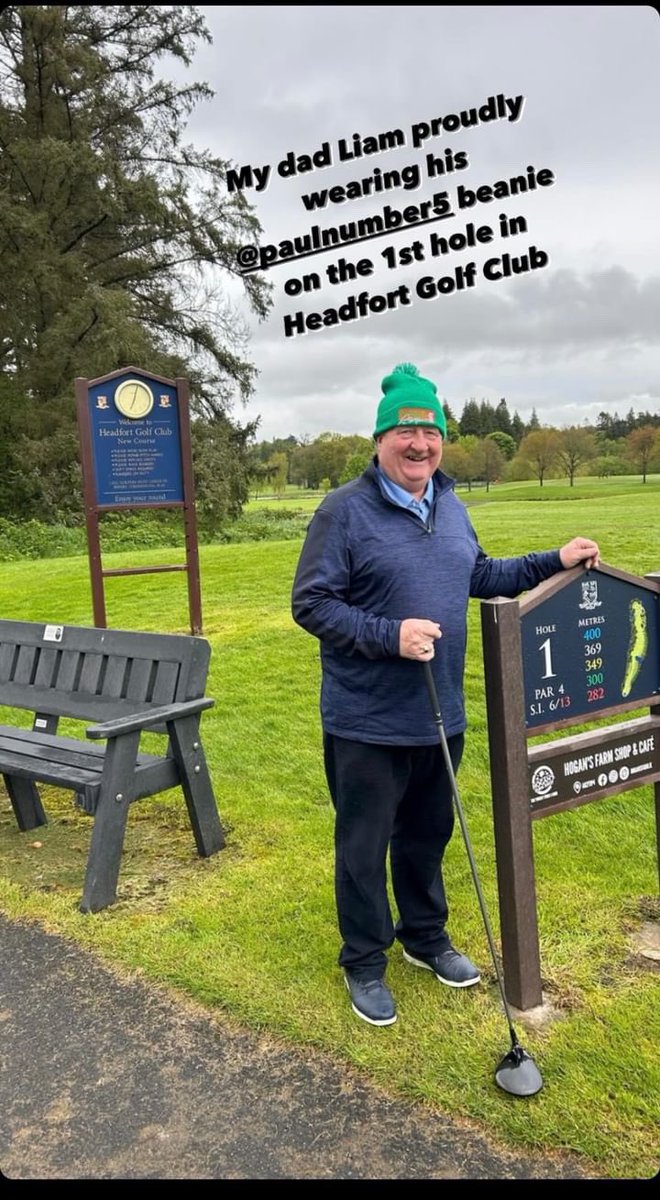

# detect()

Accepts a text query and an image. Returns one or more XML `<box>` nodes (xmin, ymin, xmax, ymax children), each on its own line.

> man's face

<box><xmin>376</xmin><ymin>424</ymin><xmax>443</xmax><ymax>497</ymax></box>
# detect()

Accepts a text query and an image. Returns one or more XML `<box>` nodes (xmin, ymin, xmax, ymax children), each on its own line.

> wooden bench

<box><xmin>0</xmin><ymin>618</ymin><xmax>225</xmax><ymax>913</ymax></box>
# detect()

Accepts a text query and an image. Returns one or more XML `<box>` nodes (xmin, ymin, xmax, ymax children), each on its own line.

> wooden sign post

<box><xmin>480</xmin><ymin>563</ymin><xmax>660</xmax><ymax>1009</ymax></box>
<box><xmin>76</xmin><ymin>367</ymin><xmax>203</xmax><ymax>634</ymax></box>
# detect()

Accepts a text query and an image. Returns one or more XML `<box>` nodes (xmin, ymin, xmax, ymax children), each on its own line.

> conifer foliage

<box><xmin>0</xmin><ymin>5</ymin><xmax>271</xmax><ymax>522</ymax></box>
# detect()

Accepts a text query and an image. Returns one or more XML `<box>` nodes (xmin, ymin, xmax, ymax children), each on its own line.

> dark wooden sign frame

<box><xmin>480</xmin><ymin>562</ymin><xmax>660</xmax><ymax>1010</ymax></box>
<box><xmin>76</xmin><ymin>367</ymin><xmax>203</xmax><ymax>634</ymax></box>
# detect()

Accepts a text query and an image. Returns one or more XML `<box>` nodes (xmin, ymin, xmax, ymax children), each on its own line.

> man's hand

<box><xmin>399</xmin><ymin>618</ymin><xmax>442</xmax><ymax>660</ymax></box>
<box><xmin>559</xmin><ymin>536</ymin><xmax>601</xmax><ymax>570</ymax></box>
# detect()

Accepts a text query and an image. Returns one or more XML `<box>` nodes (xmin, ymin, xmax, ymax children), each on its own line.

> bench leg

<box><xmin>3</xmin><ymin>774</ymin><xmax>47</xmax><ymax>831</ymax></box>
<box><xmin>167</xmin><ymin>715</ymin><xmax>225</xmax><ymax>856</ymax></box>
<box><xmin>80</xmin><ymin>731</ymin><xmax>140</xmax><ymax>914</ymax></box>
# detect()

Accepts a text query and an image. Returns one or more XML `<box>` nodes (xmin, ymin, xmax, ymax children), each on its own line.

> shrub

<box><xmin>0</xmin><ymin>507</ymin><xmax>312</xmax><ymax>561</ymax></box>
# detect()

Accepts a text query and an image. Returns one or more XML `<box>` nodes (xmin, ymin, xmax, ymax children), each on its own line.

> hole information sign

<box><xmin>480</xmin><ymin>562</ymin><xmax>660</xmax><ymax>1011</ymax></box>
<box><xmin>520</xmin><ymin>570</ymin><xmax>659</xmax><ymax>731</ymax></box>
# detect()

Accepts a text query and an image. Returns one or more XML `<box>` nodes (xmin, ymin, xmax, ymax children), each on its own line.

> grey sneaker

<box><xmin>403</xmin><ymin>944</ymin><xmax>480</xmax><ymax>988</ymax></box>
<box><xmin>344</xmin><ymin>974</ymin><xmax>397</xmax><ymax>1025</ymax></box>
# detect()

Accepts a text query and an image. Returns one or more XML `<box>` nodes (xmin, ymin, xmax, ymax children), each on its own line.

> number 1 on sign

<box><xmin>539</xmin><ymin>637</ymin><xmax>556</xmax><ymax>680</ymax></box>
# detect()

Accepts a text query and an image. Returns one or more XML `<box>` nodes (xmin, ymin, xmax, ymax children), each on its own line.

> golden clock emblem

<box><xmin>114</xmin><ymin>379</ymin><xmax>154</xmax><ymax>419</ymax></box>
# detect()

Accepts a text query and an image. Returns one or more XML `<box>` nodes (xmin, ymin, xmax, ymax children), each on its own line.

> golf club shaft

<box><xmin>423</xmin><ymin>660</ymin><xmax>519</xmax><ymax>1042</ymax></box>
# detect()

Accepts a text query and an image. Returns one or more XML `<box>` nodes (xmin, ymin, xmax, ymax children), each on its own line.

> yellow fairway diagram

<box><xmin>621</xmin><ymin>598</ymin><xmax>648</xmax><ymax>698</ymax></box>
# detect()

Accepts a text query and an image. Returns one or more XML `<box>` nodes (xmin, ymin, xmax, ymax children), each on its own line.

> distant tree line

<box><xmin>250</xmin><ymin>398</ymin><xmax>660</xmax><ymax>495</ymax></box>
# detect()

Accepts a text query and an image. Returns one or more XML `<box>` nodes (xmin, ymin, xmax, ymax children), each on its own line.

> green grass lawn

<box><xmin>247</xmin><ymin>473</ymin><xmax>660</xmax><ymax>512</ymax></box>
<box><xmin>0</xmin><ymin>482</ymin><xmax>658</xmax><ymax>1179</ymax></box>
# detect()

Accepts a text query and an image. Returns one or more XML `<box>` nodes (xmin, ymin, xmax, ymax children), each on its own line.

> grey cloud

<box><xmin>163</xmin><ymin>7</ymin><xmax>660</xmax><ymax>437</ymax></box>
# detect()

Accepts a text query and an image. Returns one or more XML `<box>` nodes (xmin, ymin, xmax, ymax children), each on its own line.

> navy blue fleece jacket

<box><xmin>291</xmin><ymin>460</ymin><xmax>562</xmax><ymax>743</ymax></box>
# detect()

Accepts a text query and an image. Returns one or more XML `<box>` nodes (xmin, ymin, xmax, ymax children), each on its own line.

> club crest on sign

<box><xmin>578</xmin><ymin>579</ymin><xmax>602</xmax><ymax>610</ymax></box>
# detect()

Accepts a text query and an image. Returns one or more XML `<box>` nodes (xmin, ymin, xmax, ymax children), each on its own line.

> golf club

<box><xmin>422</xmin><ymin>659</ymin><xmax>544</xmax><ymax>1098</ymax></box>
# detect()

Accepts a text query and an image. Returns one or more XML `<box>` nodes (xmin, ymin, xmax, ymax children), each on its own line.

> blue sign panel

<box><xmin>521</xmin><ymin>571</ymin><xmax>659</xmax><ymax>729</ymax></box>
<box><xmin>87</xmin><ymin>373</ymin><xmax>184</xmax><ymax>506</ymax></box>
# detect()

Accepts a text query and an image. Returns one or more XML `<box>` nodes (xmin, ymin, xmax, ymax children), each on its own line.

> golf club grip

<box><xmin>422</xmin><ymin>659</ymin><xmax>443</xmax><ymax>724</ymax></box>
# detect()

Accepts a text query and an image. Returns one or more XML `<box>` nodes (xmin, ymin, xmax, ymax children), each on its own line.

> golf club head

<box><xmin>495</xmin><ymin>1045</ymin><xmax>544</xmax><ymax>1097</ymax></box>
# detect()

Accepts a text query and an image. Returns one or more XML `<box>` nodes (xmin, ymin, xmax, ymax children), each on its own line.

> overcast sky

<box><xmin>171</xmin><ymin>5</ymin><xmax>660</xmax><ymax>442</ymax></box>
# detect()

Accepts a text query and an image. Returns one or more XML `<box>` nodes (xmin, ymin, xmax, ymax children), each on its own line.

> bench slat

<box><xmin>53</xmin><ymin>649</ymin><xmax>80</xmax><ymax>692</ymax></box>
<box><xmin>103</xmin><ymin>655</ymin><xmax>129</xmax><ymax>699</ymax></box>
<box><xmin>151</xmin><ymin>659</ymin><xmax>180</xmax><ymax>704</ymax></box>
<box><xmin>0</xmin><ymin>642</ymin><xmax>16</xmax><ymax>682</ymax></box>
<box><xmin>33</xmin><ymin>646</ymin><xmax>59</xmax><ymax>688</ymax></box>
<box><xmin>0</xmin><ymin>728</ymin><xmax>178</xmax><ymax>794</ymax></box>
<box><xmin>78</xmin><ymin>652</ymin><xmax>104</xmax><ymax>695</ymax></box>
<box><xmin>0</xmin><ymin>685</ymin><xmax>185</xmax><ymax>724</ymax></box>
<box><xmin>14</xmin><ymin>645</ymin><xmax>38</xmax><ymax>684</ymax></box>
<box><xmin>0</xmin><ymin>746</ymin><xmax>101</xmax><ymax>789</ymax></box>
<box><xmin>0</xmin><ymin>727</ymin><xmax>106</xmax><ymax>772</ymax></box>
<box><xmin>125</xmin><ymin>657</ymin><xmax>152</xmax><ymax>703</ymax></box>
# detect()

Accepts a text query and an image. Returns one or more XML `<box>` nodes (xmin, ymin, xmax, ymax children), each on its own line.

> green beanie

<box><xmin>373</xmin><ymin>363</ymin><xmax>447</xmax><ymax>438</ymax></box>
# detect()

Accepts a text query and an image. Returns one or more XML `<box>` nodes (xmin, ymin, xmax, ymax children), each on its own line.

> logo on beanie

<box><xmin>397</xmin><ymin>407</ymin><xmax>437</xmax><ymax>424</ymax></box>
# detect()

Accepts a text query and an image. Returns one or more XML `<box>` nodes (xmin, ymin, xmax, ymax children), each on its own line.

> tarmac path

<box><xmin>0</xmin><ymin>913</ymin><xmax>604</xmax><ymax>1181</ymax></box>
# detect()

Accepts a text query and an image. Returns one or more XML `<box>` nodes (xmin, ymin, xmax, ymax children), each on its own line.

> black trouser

<box><xmin>323</xmin><ymin>732</ymin><xmax>464</xmax><ymax>981</ymax></box>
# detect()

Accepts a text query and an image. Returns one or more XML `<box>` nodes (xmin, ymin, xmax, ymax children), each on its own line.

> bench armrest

<box><xmin>86</xmin><ymin>697</ymin><xmax>215</xmax><ymax>740</ymax></box>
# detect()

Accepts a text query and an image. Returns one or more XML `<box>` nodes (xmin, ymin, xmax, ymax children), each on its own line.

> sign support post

<box><xmin>481</xmin><ymin>597</ymin><xmax>543</xmax><ymax>1010</ymax></box>
<box><xmin>76</xmin><ymin>376</ymin><xmax>108</xmax><ymax>628</ymax></box>
<box><xmin>648</xmin><ymin>573</ymin><xmax>660</xmax><ymax>891</ymax></box>
<box><xmin>176</xmin><ymin>378</ymin><xmax>202</xmax><ymax>636</ymax></box>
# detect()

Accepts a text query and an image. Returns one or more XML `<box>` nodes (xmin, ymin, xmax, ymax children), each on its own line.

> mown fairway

<box><xmin>0</xmin><ymin>481</ymin><xmax>658</xmax><ymax>1179</ymax></box>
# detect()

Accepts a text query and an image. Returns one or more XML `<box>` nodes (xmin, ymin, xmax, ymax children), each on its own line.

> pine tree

<box><xmin>511</xmin><ymin>412</ymin><xmax>526</xmax><ymax>445</ymax></box>
<box><xmin>494</xmin><ymin>397</ymin><xmax>513</xmax><ymax>436</ymax></box>
<box><xmin>0</xmin><ymin>5</ymin><xmax>271</xmax><ymax>520</ymax></box>
<box><xmin>459</xmin><ymin>398</ymin><xmax>481</xmax><ymax>437</ymax></box>
<box><xmin>478</xmin><ymin>399</ymin><xmax>497</xmax><ymax>434</ymax></box>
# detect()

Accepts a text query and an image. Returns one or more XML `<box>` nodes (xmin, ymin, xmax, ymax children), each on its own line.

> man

<box><xmin>291</xmin><ymin>363</ymin><xmax>600</xmax><ymax>1027</ymax></box>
